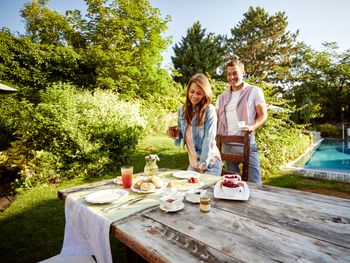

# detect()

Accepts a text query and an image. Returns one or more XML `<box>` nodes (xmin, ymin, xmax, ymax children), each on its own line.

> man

<box><xmin>216</xmin><ymin>59</ymin><xmax>267</xmax><ymax>183</ymax></box>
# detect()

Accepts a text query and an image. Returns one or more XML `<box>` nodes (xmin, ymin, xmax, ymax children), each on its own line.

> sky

<box><xmin>1</xmin><ymin>0</ymin><xmax>349</xmax><ymax>68</ymax></box>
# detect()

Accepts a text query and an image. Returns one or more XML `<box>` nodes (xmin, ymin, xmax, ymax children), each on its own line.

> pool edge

<box><xmin>283</xmin><ymin>139</ymin><xmax>350</xmax><ymax>183</ymax></box>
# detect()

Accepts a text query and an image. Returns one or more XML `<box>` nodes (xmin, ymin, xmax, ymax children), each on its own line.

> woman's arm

<box><xmin>198</xmin><ymin>105</ymin><xmax>217</xmax><ymax>171</ymax></box>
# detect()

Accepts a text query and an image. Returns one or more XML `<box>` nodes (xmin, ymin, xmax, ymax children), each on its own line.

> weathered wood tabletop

<box><xmin>58</xmin><ymin>171</ymin><xmax>350</xmax><ymax>263</ymax></box>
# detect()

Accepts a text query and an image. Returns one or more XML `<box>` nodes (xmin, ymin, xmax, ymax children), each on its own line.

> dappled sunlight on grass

<box><xmin>130</xmin><ymin>135</ymin><xmax>188</xmax><ymax>173</ymax></box>
<box><xmin>264</xmin><ymin>172</ymin><xmax>350</xmax><ymax>199</ymax></box>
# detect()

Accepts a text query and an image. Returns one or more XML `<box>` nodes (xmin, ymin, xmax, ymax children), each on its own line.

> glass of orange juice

<box><xmin>121</xmin><ymin>166</ymin><xmax>133</xmax><ymax>188</ymax></box>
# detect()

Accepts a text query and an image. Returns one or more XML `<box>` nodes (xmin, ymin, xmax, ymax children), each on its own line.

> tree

<box><xmin>20</xmin><ymin>0</ymin><xmax>72</xmax><ymax>46</ymax></box>
<box><xmin>226</xmin><ymin>7</ymin><xmax>300</xmax><ymax>86</ymax></box>
<box><xmin>286</xmin><ymin>43</ymin><xmax>350</xmax><ymax>123</ymax></box>
<box><xmin>172</xmin><ymin>21</ymin><xmax>226</xmax><ymax>85</ymax></box>
<box><xmin>16</xmin><ymin>0</ymin><xmax>173</xmax><ymax>100</ymax></box>
<box><xmin>0</xmin><ymin>28</ymin><xmax>89</xmax><ymax>94</ymax></box>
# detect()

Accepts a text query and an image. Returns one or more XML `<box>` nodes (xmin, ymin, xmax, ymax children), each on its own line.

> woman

<box><xmin>167</xmin><ymin>73</ymin><xmax>221</xmax><ymax>176</ymax></box>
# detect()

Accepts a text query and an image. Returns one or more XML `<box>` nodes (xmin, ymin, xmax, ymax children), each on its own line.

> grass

<box><xmin>0</xmin><ymin>135</ymin><xmax>349</xmax><ymax>263</ymax></box>
<box><xmin>265</xmin><ymin>173</ymin><xmax>350</xmax><ymax>198</ymax></box>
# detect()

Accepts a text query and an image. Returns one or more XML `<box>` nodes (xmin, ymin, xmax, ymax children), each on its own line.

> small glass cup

<box><xmin>237</xmin><ymin>121</ymin><xmax>246</xmax><ymax>128</ymax></box>
<box><xmin>166</xmin><ymin>125</ymin><xmax>179</xmax><ymax>138</ymax></box>
<box><xmin>121</xmin><ymin>166</ymin><xmax>133</xmax><ymax>189</ymax></box>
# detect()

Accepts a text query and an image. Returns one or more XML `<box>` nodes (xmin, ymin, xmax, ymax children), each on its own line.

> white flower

<box><xmin>145</xmin><ymin>154</ymin><xmax>160</xmax><ymax>162</ymax></box>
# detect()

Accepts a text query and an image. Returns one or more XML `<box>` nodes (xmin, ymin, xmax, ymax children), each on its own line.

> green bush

<box><xmin>313</xmin><ymin>123</ymin><xmax>339</xmax><ymax>138</ymax></box>
<box><xmin>257</xmin><ymin>111</ymin><xmax>311</xmax><ymax>178</ymax></box>
<box><xmin>0</xmin><ymin>83</ymin><xmax>146</xmax><ymax>189</ymax></box>
<box><xmin>140</xmin><ymin>82</ymin><xmax>184</xmax><ymax>135</ymax></box>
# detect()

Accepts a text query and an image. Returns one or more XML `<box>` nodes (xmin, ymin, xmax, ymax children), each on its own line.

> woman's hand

<box><xmin>197</xmin><ymin>162</ymin><xmax>206</xmax><ymax>174</ymax></box>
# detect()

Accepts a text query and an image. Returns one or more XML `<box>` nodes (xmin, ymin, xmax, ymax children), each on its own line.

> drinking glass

<box><xmin>237</xmin><ymin>121</ymin><xmax>246</xmax><ymax>128</ymax></box>
<box><xmin>166</xmin><ymin>126</ymin><xmax>179</xmax><ymax>138</ymax></box>
<box><xmin>121</xmin><ymin>166</ymin><xmax>133</xmax><ymax>188</ymax></box>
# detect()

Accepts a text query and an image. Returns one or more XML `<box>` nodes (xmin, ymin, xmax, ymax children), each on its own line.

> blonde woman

<box><xmin>167</xmin><ymin>73</ymin><xmax>221</xmax><ymax>175</ymax></box>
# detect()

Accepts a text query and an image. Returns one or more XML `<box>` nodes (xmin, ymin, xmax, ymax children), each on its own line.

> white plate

<box><xmin>173</xmin><ymin>181</ymin><xmax>204</xmax><ymax>191</ymax></box>
<box><xmin>185</xmin><ymin>189</ymin><xmax>207</xmax><ymax>203</ymax></box>
<box><xmin>85</xmin><ymin>189</ymin><xmax>128</xmax><ymax>204</ymax></box>
<box><xmin>173</xmin><ymin>171</ymin><xmax>200</xmax><ymax>179</ymax></box>
<box><xmin>237</xmin><ymin>126</ymin><xmax>249</xmax><ymax>131</ymax></box>
<box><xmin>159</xmin><ymin>202</ymin><xmax>185</xmax><ymax>213</ymax></box>
<box><xmin>214</xmin><ymin>181</ymin><xmax>250</xmax><ymax>201</ymax></box>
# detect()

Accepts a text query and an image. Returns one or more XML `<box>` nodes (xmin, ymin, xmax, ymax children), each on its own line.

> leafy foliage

<box><xmin>256</xmin><ymin>111</ymin><xmax>310</xmax><ymax>177</ymax></box>
<box><xmin>172</xmin><ymin>21</ymin><xmax>226</xmax><ymax>84</ymax></box>
<box><xmin>0</xmin><ymin>28</ymin><xmax>93</xmax><ymax>95</ymax></box>
<box><xmin>286</xmin><ymin>43</ymin><xmax>350</xmax><ymax>123</ymax></box>
<box><xmin>312</xmin><ymin>123</ymin><xmax>340</xmax><ymax>138</ymax></box>
<box><xmin>20</xmin><ymin>0</ymin><xmax>72</xmax><ymax>45</ymax></box>
<box><xmin>74</xmin><ymin>0</ymin><xmax>172</xmax><ymax>95</ymax></box>
<box><xmin>13</xmin><ymin>0</ymin><xmax>175</xmax><ymax>101</ymax></box>
<box><xmin>0</xmin><ymin>83</ymin><xmax>146</xmax><ymax>189</ymax></box>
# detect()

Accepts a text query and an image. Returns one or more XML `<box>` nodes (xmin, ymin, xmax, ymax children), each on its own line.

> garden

<box><xmin>0</xmin><ymin>1</ymin><xmax>349</xmax><ymax>262</ymax></box>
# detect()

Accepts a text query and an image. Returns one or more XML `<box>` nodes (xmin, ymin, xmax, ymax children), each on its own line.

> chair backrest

<box><xmin>216</xmin><ymin>132</ymin><xmax>250</xmax><ymax>181</ymax></box>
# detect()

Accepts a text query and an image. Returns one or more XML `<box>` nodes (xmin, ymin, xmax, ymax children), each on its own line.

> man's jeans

<box><xmin>222</xmin><ymin>143</ymin><xmax>262</xmax><ymax>184</ymax></box>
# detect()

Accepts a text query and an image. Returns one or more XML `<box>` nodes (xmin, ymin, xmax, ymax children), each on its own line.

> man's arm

<box><xmin>248</xmin><ymin>103</ymin><xmax>267</xmax><ymax>132</ymax></box>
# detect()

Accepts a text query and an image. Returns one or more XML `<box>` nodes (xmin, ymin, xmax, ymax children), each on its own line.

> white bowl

<box><xmin>221</xmin><ymin>180</ymin><xmax>244</xmax><ymax>196</ymax></box>
<box><xmin>223</xmin><ymin>174</ymin><xmax>241</xmax><ymax>184</ymax></box>
<box><xmin>185</xmin><ymin>189</ymin><xmax>207</xmax><ymax>203</ymax></box>
<box><xmin>159</xmin><ymin>192</ymin><xmax>184</xmax><ymax>210</ymax></box>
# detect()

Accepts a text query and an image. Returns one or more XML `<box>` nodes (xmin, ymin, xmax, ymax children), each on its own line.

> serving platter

<box><xmin>172</xmin><ymin>180</ymin><xmax>204</xmax><ymax>191</ymax></box>
<box><xmin>85</xmin><ymin>189</ymin><xmax>128</xmax><ymax>204</ymax></box>
<box><xmin>130</xmin><ymin>185</ymin><xmax>159</xmax><ymax>194</ymax></box>
<box><xmin>130</xmin><ymin>176</ymin><xmax>166</xmax><ymax>194</ymax></box>
<box><xmin>213</xmin><ymin>181</ymin><xmax>250</xmax><ymax>201</ymax></box>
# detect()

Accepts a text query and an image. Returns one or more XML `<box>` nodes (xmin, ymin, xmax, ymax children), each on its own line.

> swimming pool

<box><xmin>299</xmin><ymin>139</ymin><xmax>350</xmax><ymax>173</ymax></box>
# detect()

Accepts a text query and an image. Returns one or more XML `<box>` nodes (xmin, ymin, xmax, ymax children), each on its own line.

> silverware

<box><xmin>101</xmin><ymin>196</ymin><xmax>144</xmax><ymax>213</ymax></box>
<box><xmin>66</xmin><ymin>182</ymin><xmax>112</xmax><ymax>195</ymax></box>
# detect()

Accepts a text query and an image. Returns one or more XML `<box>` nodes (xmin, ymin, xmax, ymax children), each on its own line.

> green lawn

<box><xmin>0</xmin><ymin>135</ymin><xmax>349</xmax><ymax>263</ymax></box>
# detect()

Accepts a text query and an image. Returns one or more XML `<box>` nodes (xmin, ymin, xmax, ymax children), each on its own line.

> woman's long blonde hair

<box><xmin>183</xmin><ymin>73</ymin><xmax>212</xmax><ymax>127</ymax></box>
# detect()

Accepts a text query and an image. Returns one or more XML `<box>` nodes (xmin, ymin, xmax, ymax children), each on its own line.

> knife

<box><xmin>101</xmin><ymin>196</ymin><xmax>144</xmax><ymax>213</ymax></box>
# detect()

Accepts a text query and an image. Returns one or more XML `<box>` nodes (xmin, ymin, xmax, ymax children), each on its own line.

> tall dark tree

<box><xmin>227</xmin><ymin>7</ymin><xmax>300</xmax><ymax>86</ymax></box>
<box><xmin>172</xmin><ymin>21</ymin><xmax>226</xmax><ymax>85</ymax></box>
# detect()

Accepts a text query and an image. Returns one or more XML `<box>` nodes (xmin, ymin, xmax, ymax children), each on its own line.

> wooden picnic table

<box><xmin>58</xmin><ymin>169</ymin><xmax>350</xmax><ymax>263</ymax></box>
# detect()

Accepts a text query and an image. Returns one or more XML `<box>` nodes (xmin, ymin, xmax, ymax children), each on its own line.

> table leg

<box><xmin>125</xmin><ymin>246</ymin><xmax>148</xmax><ymax>263</ymax></box>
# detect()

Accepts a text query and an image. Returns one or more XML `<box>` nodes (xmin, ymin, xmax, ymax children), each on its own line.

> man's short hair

<box><xmin>226</xmin><ymin>59</ymin><xmax>245</xmax><ymax>74</ymax></box>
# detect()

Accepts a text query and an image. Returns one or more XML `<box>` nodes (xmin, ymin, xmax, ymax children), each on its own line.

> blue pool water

<box><xmin>302</xmin><ymin>140</ymin><xmax>350</xmax><ymax>173</ymax></box>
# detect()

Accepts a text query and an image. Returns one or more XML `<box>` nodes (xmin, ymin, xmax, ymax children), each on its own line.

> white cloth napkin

<box><xmin>60</xmin><ymin>195</ymin><xmax>112</xmax><ymax>263</ymax></box>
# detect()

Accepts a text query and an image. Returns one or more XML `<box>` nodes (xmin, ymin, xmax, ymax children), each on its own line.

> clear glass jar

<box><xmin>200</xmin><ymin>196</ymin><xmax>211</xmax><ymax>212</ymax></box>
<box><xmin>144</xmin><ymin>161</ymin><xmax>159</xmax><ymax>176</ymax></box>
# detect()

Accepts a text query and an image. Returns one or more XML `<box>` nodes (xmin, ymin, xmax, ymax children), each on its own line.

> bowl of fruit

<box><xmin>223</xmin><ymin>174</ymin><xmax>241</xmax><ymax>184</ymax></box>
<box><xmin>221</xmin><ymin>179</ymin><xmax>244</xmax><ymax>196</ymax></box>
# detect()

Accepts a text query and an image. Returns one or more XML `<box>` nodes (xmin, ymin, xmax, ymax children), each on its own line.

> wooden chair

<box><xmin>216</xmin><ymin>131</ymin><xmax>250</xmax><ymax>181</ymax></box>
